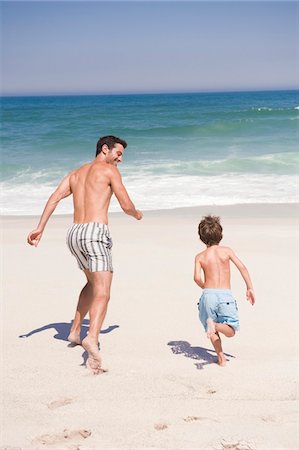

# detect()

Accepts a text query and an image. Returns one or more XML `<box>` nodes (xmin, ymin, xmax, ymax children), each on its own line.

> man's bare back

<box><xmin>70</xmin><ymin>161</ymin><xmax>118</xmax><ymax>224</ymax></box>
<box><xmin>69</xmin><ymin>142</ymin><xmax>141</xmax><ymax>224</ymax></box>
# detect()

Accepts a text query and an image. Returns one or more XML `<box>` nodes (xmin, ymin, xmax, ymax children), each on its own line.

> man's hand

<box><xmin>135</xmin><ymin>210</ymin><xmax>143</xmax><ymax>220</ymax></box>
<box><xmin>27</xmin><ymin>229</ymin><xmax>43</xmax><ymax>247</ymax></box>
<box><xmin>246</xmin><ymin>288</ymin><xmax>255</xmax><ymax>305</ymax></box>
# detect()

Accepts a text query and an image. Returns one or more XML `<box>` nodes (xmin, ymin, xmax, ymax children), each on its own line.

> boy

<box><xmin>194</xmin><ymin>215</ymin><xmax>255</xmax><ymax>366</ymax></box>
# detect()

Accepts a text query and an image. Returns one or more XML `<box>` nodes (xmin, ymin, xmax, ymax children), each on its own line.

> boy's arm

<box><xmin>110</xmin><ymin>166</ymin><xmax>142</xmax><ymax>220</ymax></box>
<box><xmin>27</xmin><ymin>172</ymin><xmax>73</xmax><ymax>246</ymax></box>
<box><xmin>194</xmin><ymin>254</ymin><xmax>205</xmax><ymax>288</ymax></box>
<box><xmin>228</xmin><ymin>248</ymin><xmax>255</xmax><ymax>305</ymax></box>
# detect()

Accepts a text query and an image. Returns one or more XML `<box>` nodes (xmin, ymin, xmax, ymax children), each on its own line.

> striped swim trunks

<box><xmin>66</xmin><ymin>222</ymin><xmax>113</xmax><ymax>272</ymax></box>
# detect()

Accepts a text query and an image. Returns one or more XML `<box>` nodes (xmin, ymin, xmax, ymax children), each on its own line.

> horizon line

<box><xmin>1</xmin><ymin>87</ymin><xmax>299</xmax><ymax>98</ymax></box>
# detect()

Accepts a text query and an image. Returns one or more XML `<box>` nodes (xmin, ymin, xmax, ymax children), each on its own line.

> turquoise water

<box><xmin>1</xmin><ymin>90</ymin><xmax>299</xmax><ymax>214</ymax></box>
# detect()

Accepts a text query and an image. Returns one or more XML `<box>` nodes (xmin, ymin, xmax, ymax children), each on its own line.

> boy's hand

<box><xmin>246</xmin><ymin>288</ymin><xmax>255</xmax><ymax>305</ymax></box>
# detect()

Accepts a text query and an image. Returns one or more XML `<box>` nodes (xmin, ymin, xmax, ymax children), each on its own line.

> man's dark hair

<box><xmin>198</xmin><ymin>215</ymin><xmax>223</xmax><ymax>246</ymax></box>
<box><xmin>96</xmin><ymin>135</ymin><xmax>127</xmax><ymax>157</ymax></box>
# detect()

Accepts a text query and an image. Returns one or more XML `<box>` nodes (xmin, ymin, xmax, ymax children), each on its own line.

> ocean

<box><xmin>1</xmin><ymin>90</ymin><xmax>298</xmax><ymax>215</ymax></box>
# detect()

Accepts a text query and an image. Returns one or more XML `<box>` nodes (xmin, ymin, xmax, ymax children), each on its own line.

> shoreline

<box><xmin>2</xmin><ymin>202</ymin><xmax>299</xmax><ymax>222</ymax></box>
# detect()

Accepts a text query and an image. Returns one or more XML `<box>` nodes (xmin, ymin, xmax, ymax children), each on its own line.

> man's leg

<box><xmin>82</xmin><ymin>270</ymin><xmax>113</xmax><ymax>374</ymax></box>
<box><xmin>68</xmin><ymin>281</ymin><xmax>93</xmax><ymax>345</ymax></box>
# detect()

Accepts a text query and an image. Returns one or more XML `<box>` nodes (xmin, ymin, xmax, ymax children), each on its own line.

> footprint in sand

<box><xmin>260</xmin><ymin>415</ymin><xmax>276</xmax><ymax>423</ymax></box>
<box><xmin>47</xmin><ymin>398</ymin><xmax>73</xmax><ymax>410</ymax></box>
<box><xmin>0</xmin><ymin>447</ymin><xmax>21</xmax><ymax>450</ymax></box>
<box><xmin>183</xmin><ymin>416</ymin><xmax>203</xmax><ymax>422</ymax></box>
<box><xmin>154</xmin><ymin>423</ymin><xmax>168</xmax><ymax>431</ymax></box>
<box><xmin>216</xmin><ymin>439</ymin><xmax>256</xmax><ymax>450</ymax></box>
<box><xmin>207</xmin><ymin>388</ymin><xmax>217</xmax><ymax>394</ymax></box>
<box><xmin>183</xmin><ymin>415</ymin><xmax>219</xmax><ymax>423</ymax></box>
<box><xmin>32</xmin><ymin>429</ymin><xmax>91</xmax><ymax>449</ymax></box>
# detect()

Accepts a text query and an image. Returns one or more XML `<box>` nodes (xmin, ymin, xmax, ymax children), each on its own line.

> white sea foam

<box><xmin>2</xmin><ymin>173</ymin><xmax>298</xmax><ymax>215</ymax></box>
<box><xmin>257</xmin><ymin>107</ymin><xmax>272</xmax><ymax>111</ymax></box>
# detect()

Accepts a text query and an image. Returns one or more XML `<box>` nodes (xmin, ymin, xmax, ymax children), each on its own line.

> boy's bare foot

<box><xmin>82</xmin><ymin>335</ymin><xmax>105</xmax><ymax>375</ymax></box>
<box><xmin>217</xmin><ymin>353</ymin><xmax>227</xmax><ymax>367</ymax></box>
<box><xmin>207</xmin><ymin>318</ymin><xmax>216</xmax><ymax>338</ymax></box>
<box><xmin>67</xmin><ymin>332</ymin><xmax>81</xmax><ymax>346</ymax></box>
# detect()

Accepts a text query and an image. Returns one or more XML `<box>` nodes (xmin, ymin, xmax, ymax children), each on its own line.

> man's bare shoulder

<box><xmin>67</xmin><ymin>165</ymin><xmax>90</xmax><ymax>187</ymax></box>
<box><xmin>70</xmin><ymin>162</ymin><xmax>91</xmax><ymax>175</ymax></box>
<box><xmin>92</xmin><ymin>161</ymin><xmax>120</xmax><ymax>176</ymax></box>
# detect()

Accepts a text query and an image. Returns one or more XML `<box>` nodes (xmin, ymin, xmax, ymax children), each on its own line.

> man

<box><xmin>27</xmin><ymin>135</ymin><xmax>143</xmax><ymax>374</ymax></box>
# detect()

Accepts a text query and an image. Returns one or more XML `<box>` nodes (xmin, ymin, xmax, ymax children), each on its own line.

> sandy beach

<box><xmin>1</xmin><ymin>203</ymin><xmax>298</xmax><ymax>450</ymax></box>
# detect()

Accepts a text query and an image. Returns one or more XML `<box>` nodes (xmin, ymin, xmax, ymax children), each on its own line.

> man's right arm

<box><xmin>110</xmin><ymin>167</ymin><xmax>142</xmax><ymax>220</ymax></box>
<box><xmin>27</xmin><ymin>172</ymin><xmax>73</xmax><ymax>246</ymax></box>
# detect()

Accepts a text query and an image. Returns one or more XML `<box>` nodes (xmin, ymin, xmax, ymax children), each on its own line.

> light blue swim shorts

<box><xmin>198</xmin><ymin>289</ymin><xmax>240</xmax><ymax>332</ymax></box>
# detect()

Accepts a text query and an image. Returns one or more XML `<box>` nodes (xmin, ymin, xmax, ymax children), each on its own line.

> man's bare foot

<box><xmin>207</xmin><ymin>318</ymin><xmax>216</xmax><ymax>338</ymax></box>
<box><xmin>217</xmin><ymin>353</ymin><xmax>227</xmax><ymax>367</ymax></box>
<box><xmin>82</xmin><ymin>336</ymin><xmax>105</xmax><ymax>375</ymax></box>
<box><xmin>67</xmin><ymin>332</ymin><xmax>81</xmax><ymax>346</ymax></box>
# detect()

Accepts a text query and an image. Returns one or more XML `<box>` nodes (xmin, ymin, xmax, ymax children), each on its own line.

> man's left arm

<box><xmin>110</xmin><ymin>166</ymin><xmax>143</xmax><ymax>220</ymax></box>
<box><xmin>27</xmin><ymin>172</ymin><xmax>73</xmax><ymax>246</ymax></box>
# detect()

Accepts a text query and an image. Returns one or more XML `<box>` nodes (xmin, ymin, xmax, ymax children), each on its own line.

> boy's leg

<box><xmin>207</xmin><ymin>318</ymin><xmax>235</xmax><ymax>366</ymax></box>
<box><xmin>209</xmin><ymin>331</ymin><xmax>226</xmax><ymax>367</ymax></box>
<box><xmin>206</xmin><ymin>317</ymin><xmax>216</xmax><ymax>338</ymax></box>
<box><xmin>215</xmin><ymin>323</ymin><xmax>235</xmax><ymax>337</ymax></box>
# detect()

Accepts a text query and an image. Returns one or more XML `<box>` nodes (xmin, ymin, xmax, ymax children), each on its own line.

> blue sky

<box><xmin>1</xmin><ymin>1</ymin><xmax>298</xmax><ymax>95</ymax></box>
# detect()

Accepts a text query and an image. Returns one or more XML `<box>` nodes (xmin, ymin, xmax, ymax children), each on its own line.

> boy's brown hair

<box><xmin>198</xmin><ymin>215</ymin><xmax>223</xmax><ymax>246</ymax></box>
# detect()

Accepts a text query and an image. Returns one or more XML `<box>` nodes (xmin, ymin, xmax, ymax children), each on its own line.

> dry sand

<box><xmin>1</xmin><ymin>204</ymin><xmax>298</xmax><ymax>450</ymax></box>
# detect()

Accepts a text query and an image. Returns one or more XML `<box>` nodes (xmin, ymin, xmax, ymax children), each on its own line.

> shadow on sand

<box><xmin>167</xmin><ymin>340</ymin><xmax>235</xmax><ymax>370</ymax></box>
<box><xmin>19</xmin><ymin>319</ymin><xmax>119</xmax><ymax>342</ymax></box>
<box><xmin>19</xmin><ymin>320</ymin><xmax>119</xmax><ymax>368</ymax></box>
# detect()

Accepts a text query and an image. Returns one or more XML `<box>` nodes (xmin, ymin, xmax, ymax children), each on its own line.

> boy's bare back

<box><xmin>195</xmin><ymin>245</ymin><xmax>233</xmax><ymax>289</ymax></box>
<box><xmin>194</xmin><ymin>242</ymin><xmax>255</xmax><ymax>305</ymax></box>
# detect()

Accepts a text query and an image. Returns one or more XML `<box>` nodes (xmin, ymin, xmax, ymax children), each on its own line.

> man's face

<box><xmin>106</xmin><ymin>143</ymin><xmax>124</xmax><ymax>166</ymax></box>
